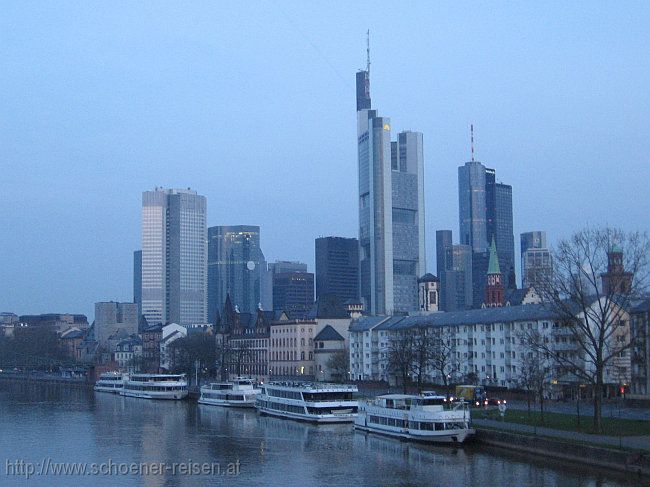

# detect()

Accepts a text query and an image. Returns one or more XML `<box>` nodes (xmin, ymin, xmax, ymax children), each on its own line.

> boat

<box><xmin>354</xmin><ymin>393</ymin><xmax>475</xmax><ymax>444</ymax></box>
<box><xmin>94</xmin><ymin>372</ymin><xmax>126</xmax><ymax>393</ymax></box>
<box><xmin>120</xmin><ymin>373</ymin><xmax>188</xmax><ymax>400</ymax></box>
<box><xmin>256</xmin><ymin>381</ymin><xmax>358</xmax><ymax>423</ymax></box>
<box><xmin>198</xmin><ymin>378</ymin><xmax>261</xmax><ymax>407</ymax></box>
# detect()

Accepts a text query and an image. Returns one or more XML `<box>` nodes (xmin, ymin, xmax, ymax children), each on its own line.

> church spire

<box><xmin>488</xmin><ymin>236</ymin><xmax>501</xmax><ymax>275</ymax></box>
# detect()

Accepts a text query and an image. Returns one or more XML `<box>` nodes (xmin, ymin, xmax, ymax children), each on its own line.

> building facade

<box><xmin>272</xmin><ymin>271</ymin><xmax>314</xmax><ymax>319</ymax></box>
<box><xmin>349</xmin><ymin>302</ymin><xmax>631</xmax><ymax>394</ymax></box>
<box><xmin>133</xmin><ymin>250</ymin><xmax>142</xmax><ymax>317</ymax></box>
<box><xmin>208</xmin><ymin>225</ymin><xmax>263</xmax><ymax>321</ymax></box>
<box><xmin>520</xmin><ymin>231</ymin><xmax>552</xmax><ymax>289</ymax></box>
<box><xmin>357</xmin><ymin>65</ymin><xmax>425</xmax><ymax>315</ymax></box>
<box><xmin>315</xmin><ymin>236</ymin><xmax>359</xmax><ymax>303</ymax></box>
<box><xmin>141</xmin><ymin>187</ymin><xmax>207</xmax><ymax>326</ymax></box>
<box><xmin>94</xmin><ymin>302</ymin><xmax>138</xmax><ymax>349</ymax></box>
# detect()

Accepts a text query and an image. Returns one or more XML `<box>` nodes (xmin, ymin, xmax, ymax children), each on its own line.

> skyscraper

<box><xmin>356</xmin><ymin>46</ymin><xmax>425</xmax><ymax>315</ymax></box>
<box><xmin>141</xmin><ymin>188</ymin><xmax>207</xmax><ymax>325</ymax></box>
<box><xmin>458</xmin><ymin>130</ymin><xmax>515</xmax><ymax>306</ymax></box>
<box><xmin>521</xmin><ymin>231</ymin><xmax>552</xmax><ymax>290</ymax></box>
<box><xmin>208</xmin><ymin>225</ymin><xmax>263</xmax><ymax>321</ymax></box>
<box><xmin>435</xmin><ymin>230</ymin><xmax>453</xmax><ymax>310</ymax></box>
<box><xmin>133</xmin><ymin>250</ymin><xmax>142</xmax><ymax>317</ymax></box>
<box><xmin>315</xmin><ymin>237</ymin><xmax>359</xmax><ymax>302</ymax></box>
<box><xmin>272</xmin><ymin>271</ymin><xmax>314</xmax><ymax>319</ymax></box>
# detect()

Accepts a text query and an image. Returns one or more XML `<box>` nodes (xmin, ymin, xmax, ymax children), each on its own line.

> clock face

<box><xmin>246</xmin><ymin>261</ymin><xmax>256</xmax><ymax>271</ymax></box>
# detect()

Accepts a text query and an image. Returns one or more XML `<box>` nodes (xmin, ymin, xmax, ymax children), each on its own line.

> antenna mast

<box><xmin>470</xmin><ymin>124</ymin><xmax>475</xmax><ymax>162</ymax></box>
<box><xmin>366</xmin><ymin>30</ymin><xmax>370</xmax><ymax>74</ymax></box>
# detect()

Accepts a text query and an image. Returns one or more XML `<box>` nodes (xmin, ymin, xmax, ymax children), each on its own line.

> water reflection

<box><xmin>0</xmin><ymin>381</ymin><xmax>643</xmax><ymax>487</ymax></box>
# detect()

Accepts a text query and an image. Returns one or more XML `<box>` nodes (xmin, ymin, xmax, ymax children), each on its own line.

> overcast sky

<box><xmin>2</xmin><ymin>1</ymin><xmax>649</xmax><ymax>320</ymax></box>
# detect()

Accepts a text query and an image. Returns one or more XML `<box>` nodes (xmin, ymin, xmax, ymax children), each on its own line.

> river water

<box><xmin>0</xmin><ymin>381</ymin><xmax>642</xmax><ymax>486</ymax></box>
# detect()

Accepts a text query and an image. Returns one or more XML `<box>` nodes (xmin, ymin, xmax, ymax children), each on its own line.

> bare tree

<box><xmin>385</xmin><ymin>330</ymin><xmax>416</xmax><ymax>393</ymax></box>
<box><xmin>535</xmin><ymin>227</ymin><xmax>649</xmax><ymax>433</ymax></box>
<box><xmin>517</xmin><ymin>330</ymin><xmax>554</xmax><ymax>423</ymax></box>
<box><xmin>231</xmin><ymin>338</ymin><xmax>252</xmax><ymax>377</ymax></box>
<box><xmin>327</xmin><ymin>350</ymin><xmax>350</xmax><ymax>382</ymax></box>
<box><xmin>429</xmin><ymin>326</ymin><xmax>465</xmax><ymax>398</ymax></box>
<box><xmin>215</xmin><ymin>333</ymin><xmax>232</xmax><ymax>380</ymax></box>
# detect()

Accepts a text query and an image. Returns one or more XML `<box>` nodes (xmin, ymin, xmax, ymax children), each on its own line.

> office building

<box><xmin>315</xmin><ymin>237</ymin><xmax>359</xmax><ymax>303</ymax></box>
<box><xmin>208</xmin><ymin>225</ymin><xmax>263</xmax><ymax>321</ymax></box>
<box><xmin>520</xmin><ymin>231</ymin><xmax>552</xmax><ymax>290</ymax></box>
<box><xmin>141</xmin><ymin>187</ymin><xmax>207</xmax><ymax>325</ymax></box>
<box><xmin>493</xmin><ymin>183</ymin><xmax>515</xmax><ymax>287</ymax></box>
<box><xmin>356</xmin><ymin>50</ymin><xmax>425</xmax><ymax>315</ymax></box>
<box><xmin>272</xmin><ymin>271</ymin><xmax>314</xmax><ymax>319</ymax></box>
<box><xmin>95</xmin><ymin>301</ymin><xmax>138</xmax><ymax>348</ymax></box>
<box><xmin>133</xmin><ymin>250</ymin><xmax>142</xmax><ymax>317</ymax></box>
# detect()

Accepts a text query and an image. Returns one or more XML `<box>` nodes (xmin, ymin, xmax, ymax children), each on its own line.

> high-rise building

<box><xmin>272</xmin><ymin>271</ymin><xmax>314</xmax><ymax>319</ymax></box>
<box><xmin>208</xmin><ymin>225</ymin><xmax>263</xmax><ymax>321</ymax></box>
<box><xmin>435</xmin><ymin>230</ymin><xmax>473</xmax><ymax>311</ymax></box>
<box><xmin>315</xmin><ymin>237</ymin><xmax>359</xmax><ymax>303</ymax></box>
<box><xmin>458</xmin><ymin>132</ymin><xmax>515</xmax><ymax>305</ymax></box>
<box><xmin>356</xmin><ymin>52</ymin><xmax>425</xmax><ymax>315</ymax></box>
<box><xmin>493</xmin><ymin>183</ymin><xmax>515</xmax><ymax>287</ymax></box>
<box><xmin>520</xmin><ymin>231</ymin><xmax>552</xmax><ymax>290</ymax></box>
<box><xmin>95</xmin><ymin>301</ymin><xmax>138</xmax><ymax>347</ymax></box>
<box><xmin>133</xmin><ymin>250</ymin><xmax>142</xmax><ymax>317</ymax></box>
<box><xmin>141</xmin><ymin>188</ymin><xmax>207</xmax><ymax>325</ymax></box>
<box><xmin>458</xmin><ymin>160</ymin><xmax>488</xmax><ymax>253</ymax></box>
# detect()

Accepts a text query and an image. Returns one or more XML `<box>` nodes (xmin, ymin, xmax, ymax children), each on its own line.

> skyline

<box><xmin>2</xmin><ymin>2</ymin><xmax>649</xmax><ymax>320</ymax></box>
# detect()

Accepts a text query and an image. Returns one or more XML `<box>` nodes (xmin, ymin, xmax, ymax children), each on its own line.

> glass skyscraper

<box><xmin>141</xmin><ymin>188</ymin><xmax>207</xmax><ymax>325</ymax></box>
<box><xmin>356</xmin><ymin>65</ymin><xmax>425</xmax><ymax>315</ymax></box>
<box><xmin>315</xmin><ymin>236</ymin><xmax>359</xmax><ymax>302</ymax></box>
<box><xmin>520</xmin><ymin>231</ymin><xmax>552</xmax><ymax>289</ymax></box>
<box><xmin>208</xmin><ymin>225</ymin><xmax>263</xmax><ymax>321</ymax></box>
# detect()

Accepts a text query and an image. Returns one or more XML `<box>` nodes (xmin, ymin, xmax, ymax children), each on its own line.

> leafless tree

<box><xmin>385</xmin><ymin>330</ymin><xmax>416</xmax><ymax>393</ymax></box>
<box><xmin>517</xmin><ymin>330</ymin><xmax>554</xmax><ymax>423</ymax></box>
<box><xmin>429</xmin><ymin>326</ymin><xmax>465</xmax><ymax>398</ymax></box>
<box><xmin>535</xmin><ymin>227</ymin><xmax>649</xmax><ymax>433</ymax></box>
<box><xmin>326</xmin><ymin>350</ymin><xmax>350</xmax><ymax>382</ymax></box>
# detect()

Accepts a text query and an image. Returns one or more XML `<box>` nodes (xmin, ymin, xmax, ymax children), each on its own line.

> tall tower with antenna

<box><xmin>356</xmin><ymin>32</ymin><xmax>426</xmax><ymax>315</ymax></box>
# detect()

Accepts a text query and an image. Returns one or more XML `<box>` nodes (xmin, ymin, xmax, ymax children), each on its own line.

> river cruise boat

<box><xmin>256</xmin><ymin>381</ymin><xmax>358</xmax><ymax>423</ymax></box>
<box><xmin>120</xmin><ymin>373</ymin><xmax>188</xmax><ymax>400</ymax></box>
<box><xmin>198</xmin><ymin>378</ymin><xmax>261</xmax><ymax>407</ymax></box>
<box><xmin>94</xmin><ymin>372</ymin><xmax>126</xmax><ymax>393</ymax></box>
<box><xmin>354</xmin><ymin>394</ymin><xmax>474</xmax><ymax>444</ymax></box>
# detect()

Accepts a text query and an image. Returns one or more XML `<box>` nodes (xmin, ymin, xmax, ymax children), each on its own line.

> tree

<box><xmin>230</xmin><ymin>338</ymin><xmax>252</xmax><ymax>377</ymax></box>
<box><xmin>385</xmin><ymin>330</ymin><xmax>416</xmax><ymax>393</ymax></box>
<box><xmin>215</xmin><ymin>333</ymin><xmax>232</xmax><ymax>380</ymax></box>
<box><xmin>517</xmin><ymin>330</ymin><xmax>553</xmax><ymax>423</ymax></box>
<box><xmin>429</xmin><ymin>326</ymin><xmax>465</xmax><ymax>398</ymax></box>
<box><xmin>326</xmin><ymin>350</ymin><xmax>349</xmax><ymax>382</ymax></box>
<box><xmin>535</xmin><ymin>227</ymin><xmax>649</xmax><ymax>433</ymax></box>
<box><xmin>411</xmin><ymin>327</ymin><xmax>434</xmax><ymax>393</ymax></box>
<box><xmin>168</xmin><ymin>334</ymin><xmax>216</xmax><ymax>380</ymax></box>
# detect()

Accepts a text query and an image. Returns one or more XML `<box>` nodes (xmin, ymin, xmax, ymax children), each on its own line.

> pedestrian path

<box><xmin>473</xmin><ymin>417</ymin><xmax>650</xmax><ymax>452</ymax></box>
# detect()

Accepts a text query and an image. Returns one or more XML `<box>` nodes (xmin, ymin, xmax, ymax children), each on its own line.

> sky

<box><xmin>1</xmin><ymin>1</ymin><xmax>649</xmax><ymax>321</ymax></box>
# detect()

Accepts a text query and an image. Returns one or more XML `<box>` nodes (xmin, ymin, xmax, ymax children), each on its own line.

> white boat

<box><xmin>94</xmin><ymin>372</ymin><xmax>126</xmax><ymax>393</ymax></box>
<box><xmin>198</xmin><ymin>378</ymin><xmax>261</xmax><ymax>408</ymax></box>
<box><xmin>120</xmin><ymin>373</ymin><xmax>188</xmax><ymax>400</ymax></box>
<box><xmin>354</xmin><ymin>394</ymin><xmax>475</xmax><ymax>444</ymax></box>
<box><xmin>256</xmin><ymin>381</ymin><xmax>358</xmax><ymax>423</ymax></box>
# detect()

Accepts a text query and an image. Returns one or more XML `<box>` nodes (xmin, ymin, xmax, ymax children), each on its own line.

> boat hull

<box><xmin>120</xmin><ymin>390</ymin><xmax>188</xmax><ymax>400</ymax></box>
<box><xmin>354</xmin><ymin>421</ymin><xmax>474</xmax><ymax>444</ymax></box>
<box><xmin>198</xmin><ymin>398</ymin><xmax>256</xmax><ymax>408</ymax></box>
<box><xmin>93</xmin><ymin>385</ymin><xmax>123</xmax><ymax>394</ymax></box>
<box><xmin>258</xmin><ymin>407</ymin><xmax>356</xmax><ymax>424</ymax></box>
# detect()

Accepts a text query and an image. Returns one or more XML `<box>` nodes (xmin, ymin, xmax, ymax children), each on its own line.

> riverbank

<box><xmin>473</xmin><ymin>424</ymin><xmax>650</xmax><ymax>477</ymax></box>
<box><xmin>0</xmin><ymin>371</ymin><xmax>92</xmax><ymax>388</ymax></box>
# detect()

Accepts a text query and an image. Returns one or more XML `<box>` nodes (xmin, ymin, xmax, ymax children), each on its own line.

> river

<box><xmin>0</xmin><ymin>381</ymin><xmax>642</xmax><ymax>486</ymax></box>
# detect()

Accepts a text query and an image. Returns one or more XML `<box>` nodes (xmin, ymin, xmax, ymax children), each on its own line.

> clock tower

<box><xmin>485</xmin><ymin>237</ymin><xmax>504</xmax><ymax>307</ymax></box>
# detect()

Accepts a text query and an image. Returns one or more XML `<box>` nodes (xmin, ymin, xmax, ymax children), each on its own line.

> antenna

<box><xmin>470</xmin><ymin>124</ymin><xmax>475</xmax><ymax>162</ymax></box>
<box><xmin>366</xmin><ymin>30</ymin><xmax>370</xmax><ymax>74</ymax></box>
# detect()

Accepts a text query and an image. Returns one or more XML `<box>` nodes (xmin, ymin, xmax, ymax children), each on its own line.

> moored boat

<box><xmin>94</xmin><ymin>372</ymin><xmax>126</xmax><ymax>393</ymax></box>
<box><xmin>120</xmin><ymin>373</ymin><xmax>188</xmax><ymax>400</ymax></box>
<box><xmin>256</xmin><ymin>381</ymin><xmax>358</xmax><ymax>423</ymax></box>
<box><xmin>354</xmin><ymin>394</ymin><xmax>474</xmax><ymax>444</ymax></box>
<box><xmin>198</xmin><ymin>378</ymin><xmax>261</xmax><ymax>408</ymax></box>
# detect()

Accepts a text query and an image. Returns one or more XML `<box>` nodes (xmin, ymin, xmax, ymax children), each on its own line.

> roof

<box><xmin>314</xmin><ymin>325</ymin><xmax>345</xmax><ymax>342</ymax></box>
<box><xmin>504</xmin><ymin>288</ymin><xmax>529</xmax><ymax>306</ymax></box>
<box><xmin>351</xmin><ymin>303</ymin><xmax>560</xmax><ymax>333</ymax></box>
<box><xmin>418</xmin><ymin>273</ymin><xmax>439</xmax><ymax>283</ymax></box>
<box><xmin>488</xmin><ymin>236</ymin><xmax>501</xmax><ymax>275</ymax></box>
<box><xmin>307</xmin><ymin>294</ymin><xmax>349</xmax><ymax>319</ymax></box>
<box><xmin>632</xmin><ymin>298</ymin><xmax>650</xmax><ymax>313</ymax></box>
<box><xmin>61</xmin><ymin>330</ymin><xmax>84</xmax><ymax>339</ymax></box>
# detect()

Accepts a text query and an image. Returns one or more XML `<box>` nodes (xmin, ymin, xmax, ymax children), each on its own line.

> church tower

<box><xmin>485</xmin><ymin>237</ymin><xmax>504</xmax><ymax>307</ymax></box>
